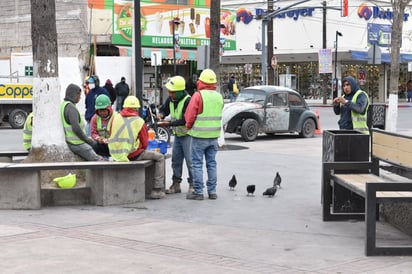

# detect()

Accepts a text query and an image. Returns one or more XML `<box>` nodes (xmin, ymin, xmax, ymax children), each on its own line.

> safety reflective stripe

<box><xmin>194</xmin><ymin>116</ymin><xmax>222</xmax><ymax>120</ymax></box>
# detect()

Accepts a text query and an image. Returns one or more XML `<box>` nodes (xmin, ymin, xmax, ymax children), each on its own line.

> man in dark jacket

<box><xmin>61</xmin><ymin>84</ymin><xmax>102</xmax><ymax>161</ymax></box>
<box><xmin>333</xmin><ymin>76</ymin><xmax>370</xmax><ymax>134</ymax></box>
<box><xmin>115</xmin><ymin>76</ymin><xmax>130</xmax><ymax>112</ymax></box>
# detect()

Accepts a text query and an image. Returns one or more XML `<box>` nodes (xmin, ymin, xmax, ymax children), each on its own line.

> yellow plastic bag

<box><xmin>233</xmin><ymin>83</ymin><xmax>239</xmax><ymax>94</ymax></box>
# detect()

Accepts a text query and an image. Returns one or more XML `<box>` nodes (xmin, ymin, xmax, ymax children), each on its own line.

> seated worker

<box><xmin>90</xmin><ymin>94</ymin><xmax>115</xmax><ymax>158</ymax></box>
<box><xmin>60</xmin><ymin>83</ymin><xmax>103</xmax><ymax>161</ymax></box>
<box><xmin>108</xmin><ymin>96</ymin><xmax>166</xmax><ymax>199</ymax></box>
<box><xmin>23</xmin><ymin>112</ymin><xmax>33</xmax><ymax>150</ymax></box>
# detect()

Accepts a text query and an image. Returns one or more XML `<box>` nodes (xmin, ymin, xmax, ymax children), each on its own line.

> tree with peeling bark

<box><xmin>29</xmin><ymin>0</ymin><xmax>81</xmax><ymax>168</ymax></box>
<box><xmin>386</xmin><ymin>0</ymin><xmax>411</xmax><ymax>131</ymax></box>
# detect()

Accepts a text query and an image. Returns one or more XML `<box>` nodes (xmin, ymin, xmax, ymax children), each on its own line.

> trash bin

<box><xmin>323</xmin><ymin>130</ymin><xmax>370</xmax><ymax>213</ymax></box>
<box><xmin>368</xmin><ymin>103</ymin><xmax>386</xmax><ymax>130</ymax></box>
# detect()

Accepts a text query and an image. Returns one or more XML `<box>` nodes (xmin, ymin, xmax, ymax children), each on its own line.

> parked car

<box><xmin>222</xmin><ymin>85</ymin><xmax>319</xmax><ymax>141</ymax></box>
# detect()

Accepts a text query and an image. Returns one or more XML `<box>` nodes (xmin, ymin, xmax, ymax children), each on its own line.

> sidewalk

<box><xmin>1</xmin><ymin>135</ymin><xmax>412</xmax><ymax>273</ymax></box>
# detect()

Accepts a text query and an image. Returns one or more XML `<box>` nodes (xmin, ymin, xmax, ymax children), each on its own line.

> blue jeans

<box><xmin>191</xmin><ymin>137</ymin><xmax>218</xmax><ymax>194</ymax></box>
<box><xmin>229</xmin><ymin>91</ymin><xmax>236</xmax><ymax>102</ymax></box>
<box><xmin>172</xmin><ymin>135</ymin><xmax>193</xmax><ymax>184</ymax></box>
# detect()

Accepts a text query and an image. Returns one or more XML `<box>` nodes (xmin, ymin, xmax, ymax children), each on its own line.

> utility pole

<box><xmin>321</xmin><ymin>1</ymin><xmax>329</xmax><ymax>105</ymax></box>
<box><xmin>134</xmin><ymin>0</ymin><xmax>143</xmax><ymax>104</ymax></box>
<box><xmin>267</xmin><ymin>1</ymin><xmax>274</xmax><ymax>85</ymax></box>
<box><xmin>210</xmin><ymin>0</ymin><xmax>221</xmax><ymax>84</ymax></box>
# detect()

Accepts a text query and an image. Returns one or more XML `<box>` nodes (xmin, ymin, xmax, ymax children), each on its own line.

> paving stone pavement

<box><xmin>1</xmin><ymin>134</ymin><xmax>412</xmax><ymax>273</ymax></box>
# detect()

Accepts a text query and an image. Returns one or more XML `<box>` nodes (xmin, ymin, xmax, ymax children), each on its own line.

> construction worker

<box><xmin>23</xmin><ymin>112</ymin><xmax>33</xmax><ymax>150</ymax></box>
<box><xmin>60</xmin><ymin>84</ymin><xmax>103</xmax><ymax>161</ymax></box>
<box><xmin>108</xmin><ymin>96</ymin><xmax>166</xmax><ymax>199</ymax></box>
<box><xmin>158</xmin><ymin>75</ymin><xmax>193</xmax><ymax>194</ymax></box>
<box><xmin>185</xmin><ymin>69</ymin><xmax>224</xmax><ymax>200</ymax></box>
<box><xmin>90</xmin><ymin>94</ymin><xmax>116</xmax><ymax>158</ymax></box>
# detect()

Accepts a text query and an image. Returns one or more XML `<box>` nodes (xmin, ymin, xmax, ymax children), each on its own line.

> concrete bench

<box><xmin>322</xmin><ymin>129</ymin><xmax>412</xmax><ymax>256</ymax></box>
<box><xmin>0</xmin><ymin>150</ymin><xmax>29</xmax><ymax>162</ymax></box>
<box><xmin>0</xmin><ymin>160</ymin><xmax>157</xmax><ymax>209</ymax></box>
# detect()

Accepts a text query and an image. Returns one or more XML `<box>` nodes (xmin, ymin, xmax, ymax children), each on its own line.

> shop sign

<box><xmin>318</xmin><ymin>49</ymin><xmax>332</xmax><ymax>74</ymax></box>
<box><xmin>358</xmin><ymin>69</ymin><xmax>367</xmax><ymax>86</ymax></box>
<box><xmin>358</xmin><ymin>4</ymin><xmax>409</xmax><ymax>22</ymax></box>
<box><xmin>245</xmin><ymin>64</ymin><xmax>252</xmax><ymax>74</ymax></box>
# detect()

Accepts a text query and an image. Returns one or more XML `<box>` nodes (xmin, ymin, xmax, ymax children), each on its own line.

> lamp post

<box><xmin>172</xmin><ymin>18</ymin><xmax>180</xmax><ymax>75</ymax></box>
<box><xmin>334</xmin><ymin>31</ymin><xmax>343</xmax><ymax>98</ymax></box>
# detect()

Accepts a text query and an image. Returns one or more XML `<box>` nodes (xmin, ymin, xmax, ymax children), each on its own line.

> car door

<box><xmin>262</xmin><ymin>92</ymin><xmax>289</xmax><ymax>132</ymax></box>
<box><xmin>288</xmin><ymin>92</ymin><xmax>306</xmax><ymax>130</ymax></box>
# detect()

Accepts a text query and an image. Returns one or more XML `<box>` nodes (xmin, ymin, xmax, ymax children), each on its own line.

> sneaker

<box><xmin>208</xmin><ymin>193</ymin><xmax>218</xmax><ymax>200</ymax></box>
<box><xmin>150</xmin><ymin>189</ymin><xmax>165</xmax><ymax>199</ymax></box>
<box><xmin>188</xmin><ymin>184</ymin><xmax>194</xmax><ymax>193</ymax></box>
<box><xmin>186</xmin><ymin>192</ymin><xmax>204</xmax><ymax>200</ymax></box>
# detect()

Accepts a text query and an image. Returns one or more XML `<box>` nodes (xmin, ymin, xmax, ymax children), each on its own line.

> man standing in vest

<box><xmin>184</xmin><ymin>69</ymin><xmax>224</xmax><ymax>200</ymax></box>
<box><xmin>108</xmin><ymin>96</ymin><xmax>166</xmax><ymax>199</ymax></box>
<box><xmin>333</xmin><ymin>76</ymin><xmax>370</xmax><ymax>134</ymax></box>
<box><xmin>158</xmin><ymin>76</ymin><xmax>193</xmax><ymax>194</ymax></box>
<box><xmin>60</xmin><ymin>84</ymin><xmax>103</xmax><ymax>161</ymax></box>
<box><xmin>23</xmin><ymin>112</ymin><xmax>33</xmax><ymax>150</ymax></box>
<box><xmin>90</xmin><ymin>94</ymin><xmax>115</xmax><ymax>158</ymax></box>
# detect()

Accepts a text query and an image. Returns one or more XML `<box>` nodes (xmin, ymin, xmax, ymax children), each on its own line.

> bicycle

<box><xmin>142</xmin><ymin>98</ymin><xmax>171</xmax><ymax>144</ymax></box>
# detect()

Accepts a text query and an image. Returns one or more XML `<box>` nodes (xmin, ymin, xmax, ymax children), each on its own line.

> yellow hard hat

<box><xmin>165</xmin><ymin>76</ymin><xmax>186</xmax><ymax>92</ymax></box>
<box><xmin>123</xmin><ymin>96</ymin><xmax>141</xmax><ymax>109</ymax></box>
<box><xmin>53</xmin><ymin>174</ymin><xmax>76</xmax><ymax>189</ymax></box>
<box><xmin>199</xmin><ymin>69</ymin><xmax>217</xmax><ymax>84</ymax></box>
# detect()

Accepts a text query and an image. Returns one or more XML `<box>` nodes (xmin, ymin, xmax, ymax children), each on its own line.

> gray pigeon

<box><xmin>273</xmin><ymin>172</ymin><xmax>281</xmax><ymax>188</ymax></box>
<box><xmin>246</xmin><ymin>184</ymin><xmax>256</xmax><ymax>196</ymax></box>
<box><xmin>263</xmin><ymin>186</ymin><xmax>277</xmax><ymax>197</ymax></box>
<box><xmin>228</xmin><ymin>174</ymin><xmax>237</xmax><ymax>190</ymax></box>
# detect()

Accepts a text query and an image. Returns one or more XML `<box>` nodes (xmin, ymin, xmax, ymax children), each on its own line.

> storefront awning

<box><xmin>118</xmin><ymin>46</ymin><xmax>197</xmax><ymax>61</ymax></box>
<box><xmin>351</xmin><ymin>50</ymin><xmax>412</xmax><ymax>63</ymax></box>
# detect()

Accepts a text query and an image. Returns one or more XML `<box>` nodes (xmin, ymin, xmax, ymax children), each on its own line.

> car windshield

<box><xmin>236</xmin><ymin>90</ymin><xmax>266</xmax><ymax>105</ymax></box>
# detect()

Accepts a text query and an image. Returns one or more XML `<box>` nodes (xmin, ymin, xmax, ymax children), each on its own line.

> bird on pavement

<box><xmin>273</xmin><ymin>172</ymin><xmax>282</xmax><ymax>188</ymax></box>
<box><xmin>246</xmin><ymin>184</ymin><xmax>256</xmax><ymax>196</ymax></box>
<box><xmin>263</xmin><ymin>186</ymin><xmax>277</xmax><ymax>197</ymax></box>
<box><xmin>228</xmin><ymin>174</ymin><xmax>237</xmax><ymax>190</ymax></box>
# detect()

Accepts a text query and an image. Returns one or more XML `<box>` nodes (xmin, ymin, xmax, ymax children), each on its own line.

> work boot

<box><xmin>165</xmin><ymin>182</ymin><xmax>181</xmax><ymax>194</ymax></box>
<box><xmin>186</xmin><ymin>192</ymin><xmax>204</xmax><ymax>200</ymax></box>
<box><xmin>150</xmin><ymin>188</ymin><xmax>165</xmax><ymax>199</ymax></box>
<box><xmin>188</xmin><ymin>184</ymin><xmax>194</xmax><ymax>193</ymax></box>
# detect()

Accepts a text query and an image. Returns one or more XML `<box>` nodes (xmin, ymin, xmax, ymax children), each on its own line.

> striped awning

<box><xmin>118</xmin><ymin>46</ymin><xmax>197</xmax><ymax>61</ymax></box>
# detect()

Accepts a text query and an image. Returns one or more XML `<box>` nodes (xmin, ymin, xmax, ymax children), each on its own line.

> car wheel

<box><xmin>9</xmin><ymin>109</ymin><xmax>27</xmax><ymax>129</ymax></box>
<box><xmin>300</xmin><ymin>118</ymin><xmax>315</xmax><ymax>138</ymax></box>
<box><xmin>240</xmin><ymin>118</ymin><xmax>258</xmax><ymax>141</ymax></box>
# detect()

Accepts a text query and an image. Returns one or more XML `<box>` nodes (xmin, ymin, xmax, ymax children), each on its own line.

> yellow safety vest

<box><xmin>189</xmin><ymin>90</ymin><xmax>223</xmax><ymax>138</ymax></box>
<box><xmin>23</xmin><ymin>112</ymin><xmax>33</xmax><ymax>150</ymax></box>
<box><xmin>170</xmin><ymin>95</ymin><xmax>190</xmax><ymax>137</ymax></box>
<box><xmin>96</xmin><ymin>113</ymin><xmax>116</xmax><ymax>138</ymax></box>
<box><xmin>60</xmin><ymin>101</ymin><xmax>86</xmax><ymax>145</ymax></box>
<box><xmin>348</xmin><ymin>90</ymin><xmax>370</xmax><ymax>134</ymax></box>
<box><xmin>108</xmin><ymin>115</ymin><xmax>145</xmax><ymax>162</ymax></box>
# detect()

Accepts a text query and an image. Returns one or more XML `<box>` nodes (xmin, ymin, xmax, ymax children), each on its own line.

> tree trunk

<box><xmin>30</xmin><ymin>0</ymin><xmax>80</xmax><ymax>184</ymax></box>
<box><xmin>209</xmin><ymin>0</ymin><xmax>221</xmax><ymax>85</ymax></box>
<box><xmin>386</xmin><ymin>0</ymin><xmax>410</xmax><ymax>131</ymax></box>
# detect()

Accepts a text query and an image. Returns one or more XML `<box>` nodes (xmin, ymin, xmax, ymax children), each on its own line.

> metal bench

<box><xmin>0</xmin><ymin>150</ymin><xmax>29</xmax><ymax>162</ymax></box>
<box><xmin>322</xmin><ymin>129</ymin><xmax>412</xmax><ymax>256</ymax></box>
<box><xmin>0</xmin><ymin>160</ymin><xmax>156</xmax><ymax>209</ymax></box>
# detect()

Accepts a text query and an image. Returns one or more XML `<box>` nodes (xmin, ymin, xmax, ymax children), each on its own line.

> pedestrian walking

<box><xmin>115</xmin><ymin>76</ymin><xmax>130</xmax><ymax>112</ymax></box>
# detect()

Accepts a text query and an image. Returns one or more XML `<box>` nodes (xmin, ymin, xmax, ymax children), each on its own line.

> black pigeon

<box><xmin>263</xmin><ymin>186</ymin><xmax>277</xmax><ymax>197</ymax></box>
<box><xmin>246</xmin><ymin>184</ymin><xmax>256</xmax><ymax>196</ymax></box>
<box><xmin>273</xmin><ymin>172</ymin><xmax>282</xmax><ymax>188</ymax></box>
<box><xmin>228</xmin><ymin>174</ymin><xmax>237</xmax><ymax>190</ymax></box>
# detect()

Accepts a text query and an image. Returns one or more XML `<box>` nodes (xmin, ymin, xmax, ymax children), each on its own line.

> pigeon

<box><xmin>273</xmin><ymin>172</ymin><xmax>282</xmax><ymax>188</ymax></box>
<box><xmin>263</xmin><ymin>186</ymin><xmax>277</xmax><ymax>197</ymax></box>
<box><xmin>246</xmin><ymin>184</ymin><xmax>256</xmax><ymax>196</ymax></box>
<box><xmin>228</xmin><ymin>174</ymin><xmax>237</xmax><ymax>190</ymax></box>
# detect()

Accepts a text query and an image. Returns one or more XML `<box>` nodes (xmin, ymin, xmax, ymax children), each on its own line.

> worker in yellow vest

<box><xmin>108</xmin><ymin>96</ymin><xmax>166</xmax><ymax>199</ymax></box>
<box><xmin>60</xmin><ymin>84</ymin><xmax>103</xmax><ymax>161</ymax></box>
<box><xmin>23</xmin><ymin>112</ymin><xmax>33</xmax><ymax>150</ymax></box>
<box><xmin>184</xmin><ymin>69</ymin><xmax>224</xmax><ymax>200</ymax></box>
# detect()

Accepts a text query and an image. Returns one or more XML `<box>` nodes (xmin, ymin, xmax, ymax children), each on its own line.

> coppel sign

<box><xmin>0</xmin><ymin>84</ymin><xmax>33</xmax><ymax>99</ymax></box>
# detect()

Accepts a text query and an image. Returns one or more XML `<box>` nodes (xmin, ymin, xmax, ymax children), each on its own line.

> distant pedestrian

<box><xmin>185</xmin><ymin>76</ymin><xmax>196</xmax><ymax>96</ymax></box>
<box><xmin>407</xmin><ymin>80</ymin><xmax>412</xmax><ymax>102</ymax></box>
<box><xmin>23</xmin><ymin>112</ymin><xmax>33</xmax><ymax>151</ymax></box>
<box><xmin>103</xmin><ymin>79</ymin><xmax>117</xmax><ymax>105</ymax></box>
<box><xmin>227</xmin><ymin>75</ymin><xmax>238</xmax><ymax>102</ymax></box>
<box><xmin>185</xmin><ymin>69</ymin><xmax>224</xmax><ymax>200</ymax></box>
<box><xmin>115</xmin><ymin>77</ymin><xmax>130</xmax><ymax>112</ymax></box>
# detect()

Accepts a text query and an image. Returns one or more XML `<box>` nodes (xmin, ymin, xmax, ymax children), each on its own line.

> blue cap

<box><xmin>87</xmin><ymin>77</ymin><xmax>95</xmax><ymax>83</ymax></box>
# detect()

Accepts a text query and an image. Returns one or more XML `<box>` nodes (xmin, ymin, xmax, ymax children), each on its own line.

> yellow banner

<box><xmin>0</xmin><ymin>84</ymin><xmax>33</xmax><ymax>99</ymax></box>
